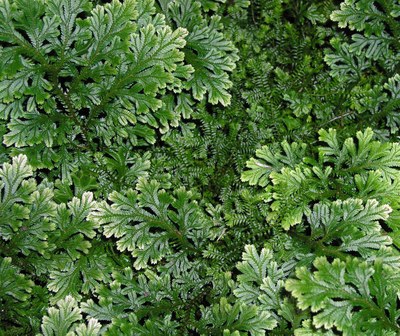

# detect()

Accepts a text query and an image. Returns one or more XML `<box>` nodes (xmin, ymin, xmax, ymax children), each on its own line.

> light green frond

<box><xmin>236</xmin><ymin>245</ymin><xmax>274</xmax><ymax>284</ymax></box>
<box><xmin>286</xmin><ymin>256</ymin><xmax>400</xmax><ymax>335</ymax></box>
<box><xmin>241</xmin><ymin>141</ymin><xmax>307</xmax><ymax>187</ymax></box>
<box><xmin>40</xmin><ymin>295</ymin><xmax>101</xmax><ymax>336</ymax></box>
<box><xmin>0</xmin><ymin>256</ymin><xmax>34</xmax><ymax>301</ymax></box>
<box><xmin>199</xmin><ymin>297</ymin><xmax>277</xmax><ymax>335</ymax></box>
<box><xmin>90</xmin><ymin>178</ymin><xmax>208</xmax><ymax>269</ymax></box>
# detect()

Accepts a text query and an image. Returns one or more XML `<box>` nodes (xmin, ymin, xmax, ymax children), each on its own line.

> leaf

<box><xmin>241</xmin><ymin>141</ymin><xmax>307</xmax><ymax>187</ymax></box>
<box><xmin>330</xmin><ymin>0</ymin><xmax>385</xmax><ymax>34</ymax></box>
<box><xmin>308</xmin><ymin>198</ymin><xmax>391</xmax><ymax>240</ymax></box>
<box><xmin>325</xmin><ymin>38</ymin><xmax>369</xmax><ymax>79</ymax></box>
<box><xmin>104</xmin><ymin>313</ymin><xmax>180</xmax><ymax>335</ymax></box>
<box><xmin>48</xmin><ymin>249</ymin><xmax>113</xmax><ymax>303</ymax></box>
<box><xmin>167</xmin><ymin>0</ymin><xmax>238</xmax><ymax>105</ymax></box>
<box><xmin>4</xmin><ymin>113</ymin><xmax>57</xmax><ymax>147</ymax></box>
<box><xmin>0</xmin><ymin>155</ymin><xmax>57</xmax><ymax>247</ymax></box>
<box><xmin>90</xmin><ymin>179</ymin><xmax>205</xmax><ymax>270</ymax></box>
<box><xmin>236</xmin><ymin>245</ymin><xmax>274</xmax><ymax>284</ymax></box>
<box><xmin>294</xmin><ymin>319</ymin><xmax>336</xmax><ymax>335</ymax></box>
<box><xmin>200</xmin><ymin>297</ymin><xmax>277</xmax><ymax>335</ymax></box>
<box><xmin>74</xmin><ymin>318</ymin><xmax>102</xmax><ymax>336</ymax></box>
<box><xmin>269</xmin><ymin>167</ymin><xmax>315</xmax><ymax>229</ymax></box>
<box><xmin>66</xmin><ymin>192</ymin><xmax>97</xmax><ymax>238</ymax></box>
<box><xmin>349</xmin><ymin>33</ymin><xmax>391</xmax><ymax>60</ymax></box>
<box><xmin>40</xmin><ymin>295</ymin><xmax>82</xmax><ymax>335</ymax></box>
<box><xmin>51</xmin><ymin>192</ymin><xmax>97</xmax><ymax>260</ymax></box>
<box><xmin>0</xmin><ymin>256</ymin><xmax>34</xmax><ymax>302</ymax></box>
<box><xmin>81</xmin><ymin>267</ymin><xmax>175</xmax><ymax>327</ymax></box>
<box><xmin>305</xmin><ymin>3</ymin><xmax>328</xmax><ymax>24</ymax></box>
<box><xmin>85</xmin><ymin>0</ymin><xmax>137</xmax><ymax>64</ymax></box>
<box><xmin>319</xmin><ymin>128</ymin><xmax>400</xmax><ymax>180</ymax></box>
<box><xmin>286</xmin><ymin>257</ymin><xmax>400</xmax><ymax>335</ymax></box>
<box><xmin>12</xmin><ymin>187</ymin><xmax>57</xmax><ymax>256</ymax></box>
<box><xmin>0</xmin><ymin>0</ymin><xmax>201</xmax><ymax>158</ymax></box>
<box><xmin>283</xmin><ymin>91</ymin><xmax>313</xmax><ymax>117</ymax></box>
<box><xmin>40</xmin><ymin>295</ymin><xmax>101</xmax><ymax>336</ymax></box>
<box><xmin>0</xmin><ymin>62</ymin><xmax>52</xmax><ymax>105</ymax></box>
<box><xmin>233</xmin><ymin>245</ymin><xmax>295</xmax><ymax>328</ymax></box>
<box><xmin>128</xmin><ymin>24</ymin><xmax>187</xmax><ymax>89</ymax></box>
<box><xmin>0</xmin><ymin>154</ymin><xmax>33</xmax><ymax>198</ymax></box>
<box><xmin>92</xmin><ymin>23</ymin><xmax>190</xmax><ymax>138</ymax></box>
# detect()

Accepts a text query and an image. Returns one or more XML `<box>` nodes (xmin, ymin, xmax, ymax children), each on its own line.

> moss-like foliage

<box><xmin>1</xmin><ymin>0</ymin><xmax>399</xmax><ymax>335</ymax></box>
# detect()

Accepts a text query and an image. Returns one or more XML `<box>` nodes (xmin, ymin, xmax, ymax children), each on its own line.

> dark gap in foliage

<box><xmin>345</xmin><ymin>250</ymin><xmax>362</xmax><ymax>258</ymax></box>
<box><xmin>330</xmin><ymin>325</ymin><xmax>342</xmax><ymax>335</ymax></box>
<box><xmin>379</xmin><ymin>220</ymin><xmax>392</xmax><ymax>233</ymax></box>
<box><xmin>93</xmin><ymin>0</ymin><xmax>112</xmax><ymax>5</ymax></box>
<box><xmin>329</xmin><ymin>238</ymin><xmax>341</xmax><ymax>247</ymax></box>
<box><xmin>36</xmin><ymin>168</ymin><xmax>52</xmax><ymax>183</ymax></box>
<box><xmin>73</xmin><ymin>132</ymin><xmax>89</xmax><ymax>146</ymax></box>
<box><xmin>97</xmin><ymin>111</ymin><xmax>106</xmax><ymax>120</ymax></box>
<box><xmin>76</xmin><ymin>11</ymin><xmax>89</xmax><ymax>20</ymax></box>
<box><xmin>0</xmin><ymin>41</ymin><xmax>13</xmax><ymax>49</ymax></box>
<box><xmin>325</xmin><ymin>255</ymin><xmax>335</xmax><ymax>264</ymax></box>
<box><xmin>372</xmin><ymin>1</ymin><xmax>386</xmax><ymax>16</ymax></box>
<box><xmin>58</xmin><ymin>75</ymin><xmax>74</xmax><ymax>90</ymax></box>
<box><xmin>26</xmin><ymin>76</ymin><xmax>33</xmax><ymax>87</ymax></box>
<box><xmin>370</xmin><ymin>294</ymin><xmax>380</xmax><ymax>308</ymax></box>
<box><xmin>14</xmin><ymin>28</ymin><xmax>31</xmax><ymax>45</ymax></box>
<box><xmin>83</xmin><ymin>77</ymin><xmax>96</xmax><ymax>85</ymax></box>
<box><xmin>143</xmin><ymin>206</ymin><xmax>165</xmax><ymax>220</ymax></box>
<box><xmin>45</xmin><ymin>48</ymin><xmax>58</xmax><ymax>59</ymax></box>
<box><xmin>384</xmin><ymin>308</ymin><xmax>393</xmax><ymax>321</ymax></box>
<box><xmin>78</xmin><ymin>107</ymin><xmax>91</xmax><ymax>119</ymax></box>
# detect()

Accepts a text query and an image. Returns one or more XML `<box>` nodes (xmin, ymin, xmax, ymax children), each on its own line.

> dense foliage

<box><xmin>0</xmin><ymin>0</ymin><xmax>399</xmax><ymax>334</ymax></box>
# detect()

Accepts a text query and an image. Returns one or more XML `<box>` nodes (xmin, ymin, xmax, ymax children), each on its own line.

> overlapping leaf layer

<box><xmin>1</xmin><ymin>0</ymin><xmax>399</xmax><ymax>335</ymax></box>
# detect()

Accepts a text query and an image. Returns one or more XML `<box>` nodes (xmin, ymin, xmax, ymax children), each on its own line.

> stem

<box><xmin>47</xmin><ymin>69</ymin><xmax>97</xmax><ymax>151</ymax></box>
<box><xmin>351</xmin><ymin>296</ymin><xmax>400</xmax><ymax>332</ymax></box>
<box><xmin>9</xmin><ymin>30</ymin><xmax>97</xmax><ymax>151</ymax></box>
<box><xmin>292</xmin><ymin>232</ymin><xmax>348</xmax><ymax>261</ymax></box>
<box><xmin>147</xmin><ymin>217</ymin><xmax>199</xmax><ymax>253</ymax></box>
<box><xmin>377</xmin><ymin>0</ymin><xmax>400</xmax><ymax>52</ymax></box>
<box><xmin>254</xmin><ymin>161</ymin><xmax>272</xmax><ymax>169</ymax></box>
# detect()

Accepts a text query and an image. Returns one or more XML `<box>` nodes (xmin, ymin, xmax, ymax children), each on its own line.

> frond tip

<box><xmin>40</xmin><ymin>295</ymin><xmax>101</xmax><ymax>336</ymax></box>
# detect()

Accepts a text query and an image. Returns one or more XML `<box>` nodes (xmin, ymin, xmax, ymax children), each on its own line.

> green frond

<box><xmin>0</xmin><ymin>256</ymin><xmax>34</xmax><ymax>302</ymax></box>
<box><xmin>90</xmin><ymin>178</ymin><xmax>211</xmax><ymax>270</ymax></box>
<box><xmin>241</xmin><ymin>141</ymin><xmax>307</xmax><ymax>187</ymax></box>
<box><xmin>286</xmin><ymin>257</ymin><xmax>400</xmax><ymax>335</ymax></box>
<box><xmin>40</xmin><ymin>295</ymin><xmax>101</xmax><ymax>336</ymax></box>
<box><xmin>324</xmin><ymin>38</ymin><xmax>370</xmax><ymax>79</ymax></box>
<box><xmin>0</xmin><ymin>0</ymin><xmax>400</xmax><ymax>334</ymax></box>
<box><xmin>198</xmin><ymin>297</ymin><xmax>277</xmax><ymax>335</ymax></box>
<box><xmin>330</xmin><ymin>0</ymin><xmax>385</xmax><ymax>33</ymax></box>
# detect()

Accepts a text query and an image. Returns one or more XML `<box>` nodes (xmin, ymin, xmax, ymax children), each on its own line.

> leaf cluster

<box><xmin>1</xmin><ymin>0</ymin><xmax>400</xmax><ymax>335</ymax></box>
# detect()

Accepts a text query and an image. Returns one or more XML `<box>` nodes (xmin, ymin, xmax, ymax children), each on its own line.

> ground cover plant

<box><xmin>0</xmin><ymin>0</ymin><xmax>399</xmax><ymax>334</ymax></box>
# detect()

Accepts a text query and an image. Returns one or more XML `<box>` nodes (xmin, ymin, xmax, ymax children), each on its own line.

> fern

<box><xmin>40</xmin><ymin>295</ymin><xmax>101</xmax><ymax>336</ymax></box>
<box><xmin>232</xmin><ymin>245</ymin><xmax>299</xmax><ymax>332</ymax></box>
<box><xmin>0</xmin><ymin>155</ymin><xmax>108</xmax><ymax>332</ymax></box>
<box><xmin>165</xmin><ymin>0</ymin><xmax>238</xmax><ymax>106</ymax></box>
<box><xmin>90</xmin><ymin>178</ymin><xmax>211</xmax><ymax>270</ymax></box>
<box><xmin>197</xmin><ymin>297</ymin><xmax>277</xmax><ymax>335</ymax></box>
<box><xmin>1</xmin><ymin>1</ymin><xmax>400</xmax><ymax>335</ymax></box>
<box><xmin>286</xmin><ymin>257</ymin><xmax>400</xmax><ymax>335</ymax></box>
<box><xmin>243</xmin><ymin>128</ymin><xmax>400</xmax><ymax>229</ymax></box>
<box><xmin>0</xmin><ymin>256</ymin><xmax>35</xmax><ymax>332</ymax></box>
<box><xmin>0</xmin><ymin>0</ymin><xmax>236</xmax><ymax>184</ymax></box>
<box><xmin>328</xmin><ymin>0</ymin><xmax>400</xmax><ymax>133</ymax></box>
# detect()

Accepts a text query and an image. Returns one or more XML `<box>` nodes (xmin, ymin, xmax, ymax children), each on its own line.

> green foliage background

<box><xmin>0</xmin><ymin>0</ymin><xmax>399</xmax><ymax>335</ymax></box>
